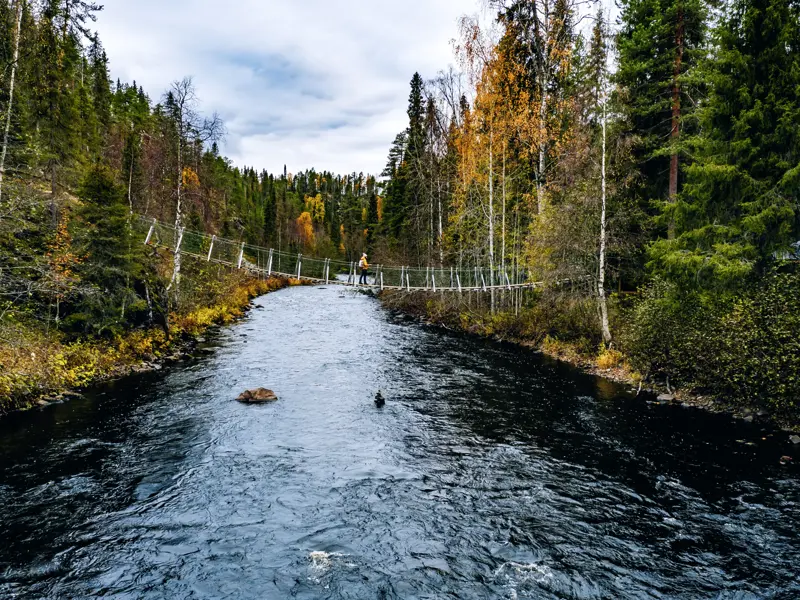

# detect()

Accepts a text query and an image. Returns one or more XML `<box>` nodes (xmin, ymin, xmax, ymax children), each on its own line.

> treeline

<box><xmin>373</xmin><ymin>0</ymin><xmax>799</xmax><ymax>417</ymax></box>
<box><xmin>0</xmin><ymin>0</ymin><xmax>383</xmax><ymax>343</ymax></box>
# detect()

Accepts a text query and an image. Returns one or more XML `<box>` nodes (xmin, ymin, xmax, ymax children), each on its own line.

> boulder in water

<box><xmin>790</xmin><ymin>435</ymin><xmax>800</xmax><ymax>445</ymax></box>
<box><xmin>236</xmin><ymin>388</ymin><xmax>278</xmax><ymax>403</ymax></box>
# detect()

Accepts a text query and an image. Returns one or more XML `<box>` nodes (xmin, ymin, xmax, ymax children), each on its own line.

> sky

<box><xmin>94</xmin><ymin>0</ymin><xmax>477</xmax><ymax>177</ymax></box>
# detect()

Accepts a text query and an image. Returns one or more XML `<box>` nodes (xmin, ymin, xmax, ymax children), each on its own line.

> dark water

<box><xmin>1</xmin><ymin>286</ymin><xmax>798</xmax><ymax>599</ymax></box>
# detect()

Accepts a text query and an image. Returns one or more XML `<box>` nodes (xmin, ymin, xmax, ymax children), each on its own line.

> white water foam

<box><xmin>494</xmin><ymin>561</ymin><xmax>555</xmax><ymax>599</ymax></box>
<box><xmin>307</xmin><ymin>551</ymin><xmax>350</xmax><ymax>584</ymax></box>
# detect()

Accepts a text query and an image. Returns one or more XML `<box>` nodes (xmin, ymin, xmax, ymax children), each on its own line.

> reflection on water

<box><xmin>0</xmin><ymin>286</ymin><xmax>798</xmax><ymax>599</ymax></box>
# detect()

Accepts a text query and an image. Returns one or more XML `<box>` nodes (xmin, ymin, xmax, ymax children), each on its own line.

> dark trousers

<box><xmin>359</xmin><ymin>269</ymin><xmax>368</xmax><ymax>284</ymax></box>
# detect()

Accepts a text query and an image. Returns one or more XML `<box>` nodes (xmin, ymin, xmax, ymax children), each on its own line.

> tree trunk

<box><xmin>668</xmin><ymin>4</ymin><xmax>685</xmax><ymax>240</ymax></box>
<box><xmin>488</xmin><ymin>130</ymin><xmax>495</xmax><ymax>313</ymax></box>
<box><xmin>501</xmin><ymin>145</ymin><xmax>506</xmax><ymax>273</ymax></box>
<box><xmin>537</xmin><ymin>73</ymin><xmax>548</xmax><ymax>215</ymax></box>
<box><xmin>598</xmin><ymin>84</ymin><xmax>612</xmax><ymax>345</ymax></box>
<box><xmin>0</xmin><ymin>0</ymin><xmax>23</xmax><ymax>203</ymax></box>
<box><xmin>438</xmin><ymin>178</ymin><xmax>444</xmax><ymax>266</ymax></box>
<box><xmin>167</xmin><ymin>124</ymin><xmax>183</xmax><ymax>296</ymax></box>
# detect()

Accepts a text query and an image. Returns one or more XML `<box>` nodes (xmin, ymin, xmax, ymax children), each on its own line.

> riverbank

<box><xmin>378</xmin><ymin>289</ymin><xmax>800</xmax><ymax>433</ymax></box>
<box><xmin>0</xmin><ymin>274</ymin><xmax>295</xmax><ymax>416</ymax></box>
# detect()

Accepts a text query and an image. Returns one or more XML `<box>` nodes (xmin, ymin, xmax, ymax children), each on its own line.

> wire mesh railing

<box><xmin>136</xmin><ymin>215</ymin><xmax>540</xmax><ymax>292</ymax></box>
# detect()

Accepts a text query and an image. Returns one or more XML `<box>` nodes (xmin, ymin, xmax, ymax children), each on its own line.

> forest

<box><xmin>0</xmin><ymin>0</ymin><xmax>798</xmax><ymax>420</ymax></box>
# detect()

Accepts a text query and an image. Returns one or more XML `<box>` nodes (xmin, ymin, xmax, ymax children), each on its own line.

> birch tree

<box><xmin>164</xmin><ymin>77</ymin><xmax>223</xmax><ymax>297</ymax></box>
<box><xmin>0</xmin><ymin>0</ymin><xmax>24</xmax><ymax>203</ymax></box>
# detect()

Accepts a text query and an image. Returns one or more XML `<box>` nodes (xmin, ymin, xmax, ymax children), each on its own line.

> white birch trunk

<box><xmin>488</xmin><ymin>130</ymin><xmax>495</xmax><ymax>313</ymax></box>
<box><xmin>438</xmin><ymin>178</ymin><xmax>444</xmax><ymax>265</ymax></box>
<box><xmin>0</xmin><ymin>0</ymin><xmax>24</xmax><ymax>203</ymax></box>
<box><xmin>537</xmin><ymin>72</ymin><xmax>548</xmax><ymax>215</ymax></box>
<box><xmin>598</xmin><ymin>85</ymin><xmax>612</xmax><ymax>344</ymax></box>
<box><xmin>167</xmin><ymin>120</ymin><xmax>183</xmax><ymax>295</ymax></box>
<box><xmin>501</xmin><ymin>145</ymin><xmax>506</xmax><ymax>272</ymax></box>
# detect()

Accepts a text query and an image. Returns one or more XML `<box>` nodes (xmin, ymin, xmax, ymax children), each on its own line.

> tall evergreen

<box><xmin>616</xmin><ymin>0</ymin><xmax>708</xmax><ymax>236</ymax></box>
<box><xmin>70</xmin><ymin>165</ymin><xmax>140</xmax><ymax>335</ymax></box>
<box><xmin>650</xmin><ymin>0</ymin><xmax>800</xmax><ymax>288</ymax></box>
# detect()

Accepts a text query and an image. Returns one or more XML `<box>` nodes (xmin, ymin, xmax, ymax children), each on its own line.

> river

<box><xmin>0</xmin><ymin>285</ymin><xmax>798</xmax><ymax>599</ymax></box>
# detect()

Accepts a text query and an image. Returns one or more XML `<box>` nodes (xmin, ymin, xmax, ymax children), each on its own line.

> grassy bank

<box><xmin>0</xmin><ymin>273</ymin><xmax>292</xmax><ymax>415</ymax></box>
<box><xmin>380</xmin><ymin>267</ymin><xmax>800</xmax><ymax>429</ymax></box>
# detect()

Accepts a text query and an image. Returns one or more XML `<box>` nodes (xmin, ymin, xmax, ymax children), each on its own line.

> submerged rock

<box><xmin>790</xmin><ymin>435</ymin><xmax>800</xmax><ymax>445</ymax></box>
<box><xmin>236</xmin><ymin>388</ymin><xmax>278</xmax><ymax>403</ymax></box>
<box><xmin>657</xmin><ymin>393</ymin><xmax>675</xmax><ymax>402</ymax></box>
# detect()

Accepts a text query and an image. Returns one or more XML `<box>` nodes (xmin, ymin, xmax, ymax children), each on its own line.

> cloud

<box><xmin>95</xmin><ymin>0</ymin><xmax>474</xmax><ymax>176</ymax></box>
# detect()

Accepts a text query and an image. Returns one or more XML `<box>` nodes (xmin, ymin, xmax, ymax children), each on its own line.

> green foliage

<box><xmin>68</xmin><ymin>166</ymin><xmax>143</xmax><ymax>336</ymax></box>
<box><xmin>615</xmin><ymin>0</ymin><xmax>707</xmax><ymax>214</ymax></box>
<box><xmin>650</xmin><ymin>0</ymin><xmax>800</xmax><ymax>288</ymax></box>
<box><xmin>621</xmin><ymin>268</ymin><xmax>800</xmax><ymax>415</ymax></box>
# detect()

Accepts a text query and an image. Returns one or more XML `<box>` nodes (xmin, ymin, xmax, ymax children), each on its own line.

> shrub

<box><xmin>620</xmin><ymin>268</ymin><xmax>800</xmax><ymax>417</ymax></box>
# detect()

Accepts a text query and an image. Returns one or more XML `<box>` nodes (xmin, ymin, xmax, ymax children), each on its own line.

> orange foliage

<box><xmin>45</xmin><ymin>213</ymin><xmax>82</xmax><ymax>301</ymax></box>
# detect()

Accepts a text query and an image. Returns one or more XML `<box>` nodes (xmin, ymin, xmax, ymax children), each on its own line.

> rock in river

<box><xmin>790</xmin><ymin>435</ymin><xmax>800</xmax><ymax>445</ymax></box>
<box><xmin>236</xmin><ymin>388</ymin><xmax>278</xmax><ymax>403</ymax></box>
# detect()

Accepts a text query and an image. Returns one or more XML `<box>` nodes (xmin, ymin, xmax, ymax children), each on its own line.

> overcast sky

<box><xmin>94</xmin><ymin>1</ymin><xmax>476</xmax><ymax>177</ymax></box>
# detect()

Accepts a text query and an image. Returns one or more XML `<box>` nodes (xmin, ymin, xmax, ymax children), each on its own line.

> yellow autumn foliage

<box><xmin>182</xmin><ymin>167</ymin><xmax>200</xmax><ymax>189</ymax></box>
<box><xmin>0</xmin><ymin>274</ymin><xmax>293</xmax><ymax>412</ymax></box>
<box><xmin>296</xmin><ymin>211</ymin><xmax>315</xmax><ymax>249</ymax></box>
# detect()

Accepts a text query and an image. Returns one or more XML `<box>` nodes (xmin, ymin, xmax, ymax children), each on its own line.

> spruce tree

<box><xmin>650</xmin><ymin>0</ymin><xmax>800</xmax><ymax>288</ymax></box>
<box><xmin>616</xmin><ymin>0</ymin><xmax>707</xmax><ymax>236</ymax></box>
<box><xmin>71</xmin><ymin>165</ymin><xmax>140</xmax><ymax>335</ymax></box>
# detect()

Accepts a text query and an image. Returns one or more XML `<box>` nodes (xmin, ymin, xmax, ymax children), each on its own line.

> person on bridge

<box><xmin>359</xmin><ymin>253</ymin><xmax>369</xmax><ymax>285</ymax></box>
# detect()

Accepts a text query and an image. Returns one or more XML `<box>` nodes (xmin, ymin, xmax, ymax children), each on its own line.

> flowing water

<box><xmin>0</xmin><ymin>286</ymin><xmax>798</xmax><ymax>599</ymax></box>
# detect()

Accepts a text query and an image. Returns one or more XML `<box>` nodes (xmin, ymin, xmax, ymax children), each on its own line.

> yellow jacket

<box><xmin>359</xmin><ymin>257</ymin><xmax>369</xmax><ymax>269</ymax></box>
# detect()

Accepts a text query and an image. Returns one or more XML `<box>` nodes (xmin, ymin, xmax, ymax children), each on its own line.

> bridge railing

<box><xmin>137</xmin><ymin>215</ymin><xmax>533</xmax><ymax>291</ymax></box>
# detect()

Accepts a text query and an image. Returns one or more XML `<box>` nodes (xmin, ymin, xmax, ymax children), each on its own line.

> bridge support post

<box><xmin>207</xmin><ymin>235</ymin><xmax>216</xmax><ymax>261</ymax></box>
<box><xmin>144</xmin><ymin>218</ymin><xmax>156</xmax><ymax>245</ymax></box>
<box><xmin>267</xmin><ymin>249</ymin><xmax>273</xmax><ymax>276</ymax></box>
<box><xmin>324</xmin><ymin>258</ymin><xmax>330</xmax><ymax>284</ymax></box>
<box><xmin>505</xmin><ymin>271</ymin><xmax>511</xmax><ymax>290</ymax></box>
<box><xmin>432</xmin><ymin>270</ymin><xmax>436</xmax><ymax>293</ymax></box>
<box><xmin>380</xmin><ymin>270</ymin><xmax>384</xmax><ymax>290</ymax></box>
<box><xmin>237</xmin><ymin>242</ymin><xmax>245</xmax><ymax>269</ymax></box>
<box><xmin>406</xmin><ymin>269</ymin><xmax>411</xmax><ymax>292</ymax></box>
<box><xmin>456</xmin><ymin>273</ymin><xmax>462</xmax><ymax>294</ymax></box>
<box><xmin>480</xmin><ymin>268</ymin><xmax>487</xmax><ymax>292</ymax></box>
<box><xmin>400</xmin><ymin>266</ymin><xmax>404</xmax><ymax>288</ymax></box>
<box><xmin>296</xmin><ymin>254</ymin><xmax>302</xmax><ymax>280</ymax></box>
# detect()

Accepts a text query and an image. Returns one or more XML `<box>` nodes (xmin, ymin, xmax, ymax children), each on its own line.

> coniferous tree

<box><xmin>70</xmin><ymin>165</ymin><xmax>140</xmax><ymax>335</ymax></box>
<box><xmin>616</xmin><ymin>0</ymin><xmax>707</xmax><ymax>238</ymax></box>
<box><xmin>650</xmin><ymin>0</ymin><xmax>800</xmax><ymax>288</ymax></box>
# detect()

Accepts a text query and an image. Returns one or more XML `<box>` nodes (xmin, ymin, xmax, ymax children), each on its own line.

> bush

<box><xmin>620</xmin><ymin>268</ymin><xmax>800</xmax><ymax>417</ymax></box>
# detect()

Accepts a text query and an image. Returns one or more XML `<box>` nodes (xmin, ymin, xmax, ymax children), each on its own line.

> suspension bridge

<box><xmin>139</xmin><ymin>216</ymin><xmax>540</xmax><ymax>293</ymax></box>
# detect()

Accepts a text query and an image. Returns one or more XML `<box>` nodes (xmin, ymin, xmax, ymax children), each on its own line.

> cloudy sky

<box><xmin>94</xmin><ymin>0</ymin><xmax>477</xmax><ymax>176</ymax></box>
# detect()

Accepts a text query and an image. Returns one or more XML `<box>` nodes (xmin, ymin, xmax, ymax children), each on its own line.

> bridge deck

<box><xmin>140</xmin><ymin>216</ymin><xmax>542</xmax><ymax>293</ymax></box>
